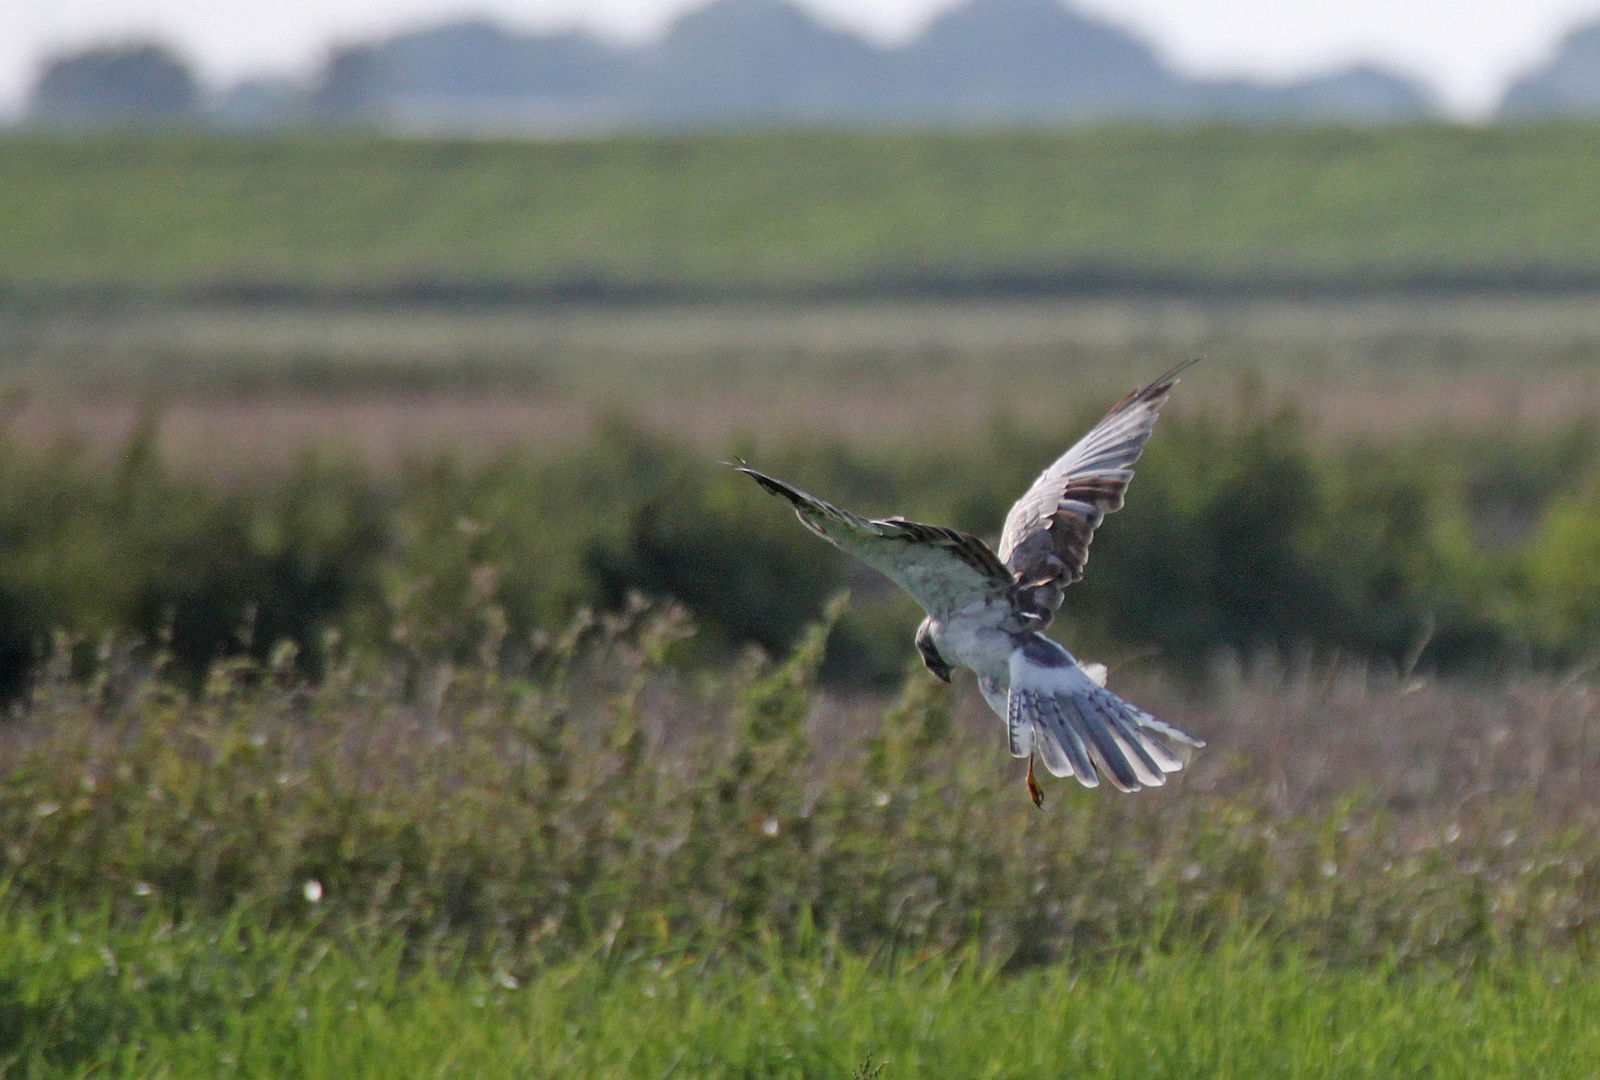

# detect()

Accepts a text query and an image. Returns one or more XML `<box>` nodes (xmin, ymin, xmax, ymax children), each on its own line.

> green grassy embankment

<box><xmin>8</xmin><ymin>127</ymin><xmax>1600</xmax><ymax>301</ymax></box>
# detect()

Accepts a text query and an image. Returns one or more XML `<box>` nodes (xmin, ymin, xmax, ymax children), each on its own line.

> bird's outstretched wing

<box><xmin>736</xmin><ymin>466</ymin><xmax>1011</xmax><ymax>622</ymax></box>
<box><xmin>1006</xmin><ymin>635</ymin><xmax>1203</xmax><ymax>792</ymax></box>
<box><xmin>997</xmin><ymin>359</ymin><xmax>1196</xmax><ymax>625</ymax></box>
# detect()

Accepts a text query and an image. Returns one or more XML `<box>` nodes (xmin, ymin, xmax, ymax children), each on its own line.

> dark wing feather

<box><xmin>737</xmin><ymin>466</ymin><xmax>1011</xmax><ymax>623</ymax></box>
<box><xmin>997</xmin><ymin>360</ymin><xmax>1195</xmax><ymax>624</ymax></box>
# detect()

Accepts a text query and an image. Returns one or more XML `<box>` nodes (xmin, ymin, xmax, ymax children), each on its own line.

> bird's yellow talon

<box><xmin>1026</xmin><ymin>753</ymin><xmax>1044</xmax><ymax>808</ymax></box>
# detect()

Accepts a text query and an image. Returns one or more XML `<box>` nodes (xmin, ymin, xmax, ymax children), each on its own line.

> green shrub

<box><xmin>1</xmin><ymin>407</ymin><xmax>1600</xmax><ymax>691</ymax></box>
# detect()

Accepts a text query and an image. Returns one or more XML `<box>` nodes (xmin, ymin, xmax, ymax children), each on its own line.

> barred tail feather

<box><xmin>1005</xmin><ymin>690</ymin><xmax>1036</xmax><ymax>758</ymax></box>
<box><xmin>1127</xmin><ymin>706</ymin><xmax>1206</xmax><ymax>750</ymax></box>
<box><xmin>1009</xmin><ymin>637</ymin><xmax>1203</xmax><ymax>793</ymax></box>
<box><xmin>1035</xmin><ymin>695</ymin><xmax>1097</xmax><ymax>786</ymax></box>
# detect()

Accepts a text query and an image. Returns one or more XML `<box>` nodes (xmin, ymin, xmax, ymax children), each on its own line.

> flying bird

<box><xmin>737</xmin><ymin>361</ymin><xmax>1203</xmax><ymax>805</ymax></box>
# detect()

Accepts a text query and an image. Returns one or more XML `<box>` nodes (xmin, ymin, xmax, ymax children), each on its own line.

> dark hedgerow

<box><xmin>0</xmin><ymin>407</ymin><xmax>1598</xmax><ymax>695</ymax></box>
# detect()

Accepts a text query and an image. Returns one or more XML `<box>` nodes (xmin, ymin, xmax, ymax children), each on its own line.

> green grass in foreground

<box><xmin>9</xmin><ymin>126</ymin><xmax>1600</xmax><ymax>297</ymax></box>
<box><xmin>3</xmin><ymin>908</ymin><xmax>1596</xmax><ymax>1079</ymax></box>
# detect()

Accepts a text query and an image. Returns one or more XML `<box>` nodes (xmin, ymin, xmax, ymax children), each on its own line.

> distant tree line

<box><xmin>28</xmin><ymin>43</ymin><xmax>199</xmax><ymax>125</ymax></box>
<box><xmin>29</xmin><ymin>0</ymin><xmax>1585</xmax><ymax>133</ymax></box>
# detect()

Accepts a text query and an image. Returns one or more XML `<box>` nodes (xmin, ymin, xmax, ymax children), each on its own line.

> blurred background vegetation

<box><xmin>9</xmin><ymin>124</ymin><xmax>1600</xmax><ymax>1071</ymax></box>
<box><xmin>5</xmin><ymin>129</ymin><xmax>1600</xmax><ymax>694</ymax></box>
<box><xmin>14</xmin><ymin>0</ymin><xmax>1600</xmax><ymax>1066</ymax></box>
<box><xmin>9</xmin><ymin>128</ymin><xmax>1600</xmax><ymax>302</ymax></box>
<box><xmin>5</xmin><ymin>396</ymin><xmax>1600</xmax><ymax>696</ymax></box>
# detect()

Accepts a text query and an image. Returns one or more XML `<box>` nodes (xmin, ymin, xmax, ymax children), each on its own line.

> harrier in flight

<box><xmin>737</xmin><ymin>361</ymin><xmax>1202</xmax><ymax>805</ymax></box>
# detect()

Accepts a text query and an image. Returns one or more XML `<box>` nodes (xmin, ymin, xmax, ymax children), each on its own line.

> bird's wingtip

<box><xmin>731</xmin><ymin>463</ymin><xmax>801</xmax><ymax>502</ymax></box>
<box><xmin>1150</xmin><ymin>356</ymin><xmax>1202</xmax><ymax>391</ymax></box>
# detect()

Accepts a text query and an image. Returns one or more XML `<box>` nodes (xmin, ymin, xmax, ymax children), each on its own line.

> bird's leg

<box><xmin>1025</xmin><ymin>753</ymin><xmax>1044</xmax><ymax>808</ymax></box>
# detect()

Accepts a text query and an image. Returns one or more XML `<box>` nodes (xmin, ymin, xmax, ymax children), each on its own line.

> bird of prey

<box><xmin>737</xmin><ymin>361</ymin><xmax>1203</xmax><ymax>805</ymax></box>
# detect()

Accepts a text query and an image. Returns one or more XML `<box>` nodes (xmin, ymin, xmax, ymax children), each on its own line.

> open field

<box><xmin>9</xmin><ymin>127</ymin><xmax>1600</xmax><ymax>300</ymax></box>
<box><xmin>10</xmin><ymin>296</ymin><xmax>1600</xmax><ymax>473</ymax></box>
<box><xmin>12</xmin><ymin>128</ymin><xmax>1600</xmax><ymax>465</ymax></box>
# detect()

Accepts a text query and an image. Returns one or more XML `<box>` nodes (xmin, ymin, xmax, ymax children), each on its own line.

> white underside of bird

<box><xmin>737</xmin><ymin>361</ymin><xmax>1204</xmax><ymax>802</ymax></box>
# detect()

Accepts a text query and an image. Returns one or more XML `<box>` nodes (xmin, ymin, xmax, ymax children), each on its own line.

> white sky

<box><xmin>4</xmin><ymin>0</ymin><xmax>1600</xmax><ymax>119</ymax></box>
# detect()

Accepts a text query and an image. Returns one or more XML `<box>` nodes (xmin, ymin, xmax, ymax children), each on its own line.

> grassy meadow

<box><xmin>8</xmin><ymin>126</ymin><xmax>1600</xmax><ymax>300</ymax></box>
<box><xmin>10</xmin><ymin>129</ymin><xmax>1600</xmax><ymax>1074</ymax></box>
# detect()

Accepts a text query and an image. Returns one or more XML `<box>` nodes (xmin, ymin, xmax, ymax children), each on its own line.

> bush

<box><xmin>1</xmin><ymin>408</ymin><xmax>1599</xmax><ymax>693</ymax></box>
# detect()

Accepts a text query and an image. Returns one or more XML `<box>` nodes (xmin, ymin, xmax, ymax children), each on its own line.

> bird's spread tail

<box><xmin>1008</xmin><ymin>638</ymin><xmax>1202</xmax><ymax>792</ymax></box>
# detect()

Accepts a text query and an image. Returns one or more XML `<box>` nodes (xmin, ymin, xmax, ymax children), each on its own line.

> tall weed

<box><xmin>4</xmin><ymin>601</ymin><xmax>1600</xmax><ymax>972</ymax></box>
